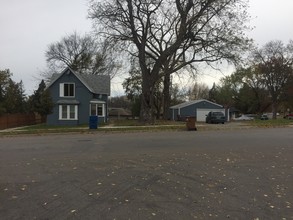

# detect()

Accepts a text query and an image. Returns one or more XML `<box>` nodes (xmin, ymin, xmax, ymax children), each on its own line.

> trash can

<box><xmin>186</xmin><ymin>116</ymin><xmax>197</xmax><ymax>131</ymax></box>
<box><xmin>89</xmin><ymin>115</ymin><xmax>98</xmax><ymax>129</ymax></box>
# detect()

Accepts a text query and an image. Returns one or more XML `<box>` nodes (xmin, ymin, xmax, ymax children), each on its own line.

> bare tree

<box><xmin>89</xmin><ymin>0</ymin><xmax>251</xmax><ymax>123</ymax></box>
<box><xmin>234</xmin><ymin>66</ymin><xmax>266</xmax><ymax>113</ymax></box>
<box><xmin>253</xmin><ymin>40</ymin><xmax>293</xmax><ymax>119</ymax></box>
<box><xmin>45</xmin><ymin>32</ymin><xmax>120</xmax><ymax>79</ymax></box>
<box><xmin>187</xmin><ymin>82</ymin><xmax>210</xmax><ymax>100</ymax></box>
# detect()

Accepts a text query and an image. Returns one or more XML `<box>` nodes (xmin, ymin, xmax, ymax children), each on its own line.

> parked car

<box><xmin>260</xmin><ymin>114</ymin><xmax>269</xmax><ymax>120</ymax></box>
<box><xmin>234</xmin><ymin>115</ymin><xmax>254</xmax><ymax>121</ymax></box>
<box><xmin>283</xmin><ymin>114</ymin><xmax>293</xmax><ymax>119</ymax></box>
<box><xmin>206</xmin><ymin>111</ymin><xmax>226</xmax><ymax>124</ymax></box>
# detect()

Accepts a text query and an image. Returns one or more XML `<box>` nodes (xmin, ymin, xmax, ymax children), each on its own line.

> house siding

<box><xmin>47</xmin><ymin>69</ymin><xmax>108</xmax><ymax>126</ymax></box>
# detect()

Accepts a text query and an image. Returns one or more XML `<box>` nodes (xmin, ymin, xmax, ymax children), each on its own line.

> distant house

<box><xmin>108</xmin><ymin>108</ymin><xmax>132</xmax><ymax>119</ymax></box>
<box><xmin>46</xmin><ymin>67</ymin><xmax>110</xmax><ymax>126</ymax></box>
<box><xmin>229</xmin><ymin>106</ymin><xmax>241</xmax><ymax>120</ymax></box>
<box><xmin>170</xmin><ymin>99</ymin><xmax>229</xmax><ymax>122</ymax></box>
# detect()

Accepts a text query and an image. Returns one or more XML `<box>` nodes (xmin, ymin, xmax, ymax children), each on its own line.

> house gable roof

<box><xmin>47</xmin><ymin>67</ymin><xmax>111</xmax><ymax>95</ymax></box>
<box><xmin>170</xmin><ymin>99</ymin><xmax>223</xmax><ymax>109</ymax></box>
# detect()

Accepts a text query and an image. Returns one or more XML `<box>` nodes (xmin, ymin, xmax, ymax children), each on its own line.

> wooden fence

<box><xmin>0</xmin><ymin>113</ymin><xmax>45</xmax><ymax>130</ymax></box>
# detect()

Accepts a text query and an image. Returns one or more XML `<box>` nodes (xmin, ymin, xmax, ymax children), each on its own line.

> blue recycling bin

<box><xmin>89</xmin><ymin>115</ymin><xmax>98</xmax><ymax>129</ymax></box>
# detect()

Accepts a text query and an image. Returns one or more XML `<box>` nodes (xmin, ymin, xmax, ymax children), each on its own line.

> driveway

<box><xmin>0</xmin><ymin>128</ymin><xmax>292</xmax><ymax>219</ymax></box>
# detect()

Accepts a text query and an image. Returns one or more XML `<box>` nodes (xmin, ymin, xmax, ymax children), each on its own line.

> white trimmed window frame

<box><xmin>90</xmin><ymin>101</ymin><xmax>105</xmax><ymax>117</ymax></box>
<box><xmin>59</xmin><ymin>83</ymin><xmax>75</xmax><ymax>97</ymax></box>
<box><xmin>59</xmin><ymin>105</ymin><xmax>78</xmax><ymax>120</ymax></box>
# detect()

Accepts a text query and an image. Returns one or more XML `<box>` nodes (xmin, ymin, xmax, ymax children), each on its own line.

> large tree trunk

<box><xmin>162</xmin><ymin>73</ymin><xmax>171</xmax><ymax>120</ymax></box>
<box><xmin>271</xmin><ymin>100</ymin><xmax>278</xmax><ymax>119</ymax></box>
<box><xmin>140</xmin><ymin>97</ymin><xmax>154</xmax><ymax>124</ymax></box>
<box><xmin>139</xmin><ymin>71</ymin><xmax>155</xmax><ymax>124</ymax></box>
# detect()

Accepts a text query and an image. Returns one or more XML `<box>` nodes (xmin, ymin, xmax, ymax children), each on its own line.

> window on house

<box><xmin>69</xmin><ymin>105</ymin><xmax>76</xmax><ymax>119</ymax></box>
<box><xmin>61</xmin><ymin>105</ymin><xmax>67</xmax><ymax>119</ymax></box>
<box><xmin>60</xmin><ymin>83</ymin><xmax>75</xmax><ymax>97</ymax></box>
<box><xmin>97</xmin><ymin>105</ymin><xmax>103</xmax><ymax>115</ymax></box>
<box><xmin>90</xmin><ymin>103</ymin><xmax>105</xmax><ymax>116</ymax></box>
<box><xmin>59</xmin><ymin>105</ymin><xmax>78</xmax><ymax>120</ymax></box>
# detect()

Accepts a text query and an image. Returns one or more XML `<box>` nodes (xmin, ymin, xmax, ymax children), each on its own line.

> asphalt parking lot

<box><xmin>0</xmin><ymin>127</ymin><xmax>292</xmax><ymax>219</ymax></box>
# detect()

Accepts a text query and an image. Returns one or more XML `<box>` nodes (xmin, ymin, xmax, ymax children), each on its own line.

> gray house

<box><xmin>170</xmin><ymin>99</ymin><xmax>229</xmax><ymax>122</ymax></box>
<box><xmin>46</xmin><ymin>67</ymin><xmax>110</xmax><ymax>126</ymax></box>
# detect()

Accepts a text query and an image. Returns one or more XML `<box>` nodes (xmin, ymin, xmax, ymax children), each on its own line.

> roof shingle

<box><xmin>47</xmin><ymin>67</ymin><xmax>111</xmax><ymax>95</ymax></box>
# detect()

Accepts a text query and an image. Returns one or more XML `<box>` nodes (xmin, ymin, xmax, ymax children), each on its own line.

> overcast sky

<box><xmin>0</xmin><ymin>0</ymin><xmax>293</xmax><ymax>96</ymax></box>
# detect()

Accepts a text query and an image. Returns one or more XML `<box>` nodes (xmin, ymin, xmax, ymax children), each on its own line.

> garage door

<box><xmin>196</xmin><ymin>109</ymin><xmax>225</xmax><ymax>122</ymax></box>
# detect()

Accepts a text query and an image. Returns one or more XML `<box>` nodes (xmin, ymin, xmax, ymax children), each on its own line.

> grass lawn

<box><xmin>247</xmin><ymin>118</ymin><xmax>293</xmax><ymax>127</ymax></box>
<box><xmin>0</xmin><ymin>120</ymin><xmax>186</xmax><ymax>135</ymax></box>
<box><xmin>108</xmin><ymin>119</ymin><xmax>185</xmax><ymax>126</ymax></box>
<box><xmin>0</xmin><ymin>124</ymin><xmax>89</xmax><ymax>135</ymax></box>
<box><xmin>1</xmin><ymin>118</ymin><xmax>292</xmax><ymax>136</ymax></box>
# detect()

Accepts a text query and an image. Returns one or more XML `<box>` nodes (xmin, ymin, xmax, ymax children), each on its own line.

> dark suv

<box><xmin>206</xmin><ymin>111</ymin><xmax>226</xmax><ymax>124</ymax></box>
<box><xmin>284</xmin><ymin>114</ymin><xmax>293</xmax><ymax>119</ymax></box>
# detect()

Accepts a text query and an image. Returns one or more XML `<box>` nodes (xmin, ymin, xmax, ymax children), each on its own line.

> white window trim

<box><xmin>59</xmin><ymin>83</ymin><xmax>75</xmax><ymax>98</ymax></box>
<box><xmin>60</xmin><ymin>83</ymin><xmax>64</xmax><ymax>97</ymax></box>
<box><xmin>89</xmin><ymin>102</ymin><xmax>105</xmax><ymax>117</ymax></box>
<box><xmin>59</xmin><ymin>105</ymin><xmax>78</xmax><ymax>120</ymax></box>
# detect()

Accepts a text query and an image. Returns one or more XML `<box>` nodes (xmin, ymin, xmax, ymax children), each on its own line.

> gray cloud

<box><xmin>0</xmin><ymin>0</ymin><xmax>292</xmax><ymax>95</ymax></box>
